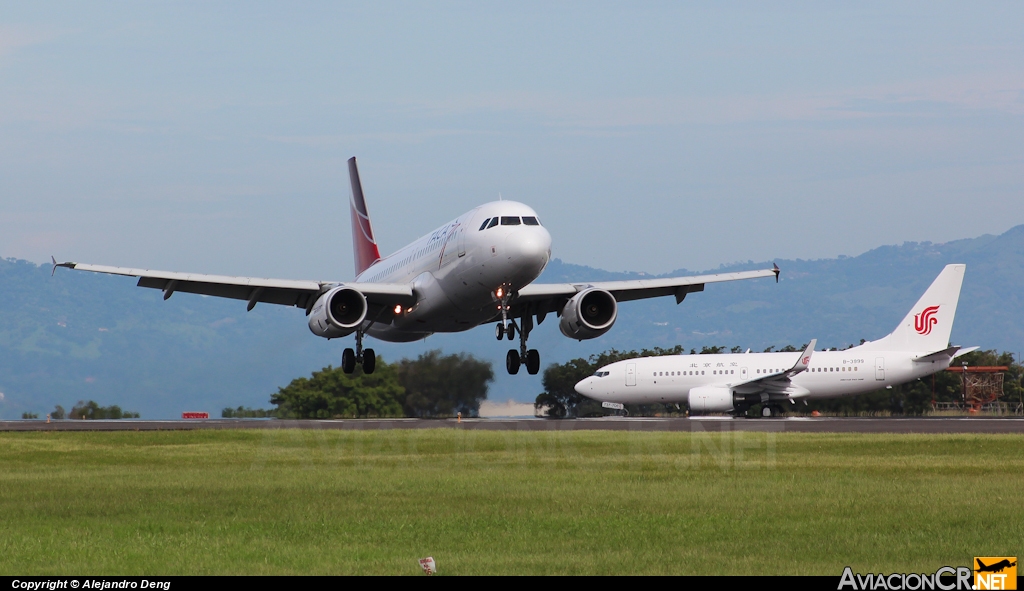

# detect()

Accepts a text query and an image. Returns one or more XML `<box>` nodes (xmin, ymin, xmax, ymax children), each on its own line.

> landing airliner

<box><xmin>56</xmin><ymin>157</ymin><xmax>779</xmax><ymax>376</ymax></box>
<box><xmin>575</xmin><ymin>264</ymin><xmax>974</xmax><ymax>415</ymax></box>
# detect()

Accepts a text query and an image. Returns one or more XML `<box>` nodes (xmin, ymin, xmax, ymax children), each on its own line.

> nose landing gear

<box><xmin>342</xmin><ymin>327</ymin><xmax>375</xmax><ymax>374</ymax></box>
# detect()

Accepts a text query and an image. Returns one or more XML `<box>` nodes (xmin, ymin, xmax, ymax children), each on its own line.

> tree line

<box><xmin>30</xmin><ymin>401</ymin><xmax>142</xmax><ymax>420</ymax></box>
<box><xmin>225</xmin><ymin>350</ymin><xmax>494</xmax><ymax>419</ymax></box>
<box><xmin>535</xmin><ymin>345</ymin><xmax>1024</xmax><ymax>418</ymax></box>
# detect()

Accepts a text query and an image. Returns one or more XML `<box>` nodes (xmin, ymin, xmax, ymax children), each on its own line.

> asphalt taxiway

<box><xmin>2</xmin><ymin>417</ymin><xmax>1024</xmax><ymax>433</ymax></box>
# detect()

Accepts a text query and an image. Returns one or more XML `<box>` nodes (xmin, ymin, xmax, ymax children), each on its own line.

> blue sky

<box><xmin>2</xmin><ymin>2</ymin><xmax>1023</xmax><ymax>279</ymax></box>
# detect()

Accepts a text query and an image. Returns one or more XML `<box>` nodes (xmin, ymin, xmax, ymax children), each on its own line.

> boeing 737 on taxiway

<box><xmin>56</xmin><ymin>157</ymin><xmax>779</xmax><ymax>376</ymax></box>
<box><xmin>575</xmin><ymin>264</ymin><xmax>974</xmax><ymax>415</ymax></box>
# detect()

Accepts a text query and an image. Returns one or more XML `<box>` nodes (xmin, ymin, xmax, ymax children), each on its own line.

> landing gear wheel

<box><xmin>506</xmin><ymin>349</ymin><xmax>521</xmax><ymax>375</ymax></box>
<box><xmin>495</xmin><ymin>323</ymin><xmax>505</xmax><ymax>340</ymax></box>
<box><xmin>507</xmin><ymin>323</ymin><xmax>516</xmax><ymax>340</ymax></box>
<box><xmin>362</xmin><ymin>348</ymin><xmax>376</xmax><ymax>374</ymax></box>
<box><xmin>761</xmin><ymin>406</ymin><xmax>772</xmax><ymax>417</ymax></box>
<box><xmin>525</xmin><ymin>349</ymin><xmax>540</xmax><ymax>375</ymax></box>
<box><xmin>342</xmin><ymin>348</ymin><xmax>356</xmax><ymax>374</ymax></box>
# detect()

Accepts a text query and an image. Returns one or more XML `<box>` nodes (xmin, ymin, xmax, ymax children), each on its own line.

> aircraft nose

<box><xmin>574</xmin><ymin>376</ymin><xmax>592</xmax><ymax>396</ymax></box>
<box><xmin>505</xmin><ymin>227</ymin><xmax>552</xmax><ymax>268</ymax></box>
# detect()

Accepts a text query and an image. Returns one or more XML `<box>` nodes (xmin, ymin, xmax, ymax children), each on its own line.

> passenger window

<box><xmin>500</xmin><ymin>216</ymin><xmax>521</xmax><ymax>226</ymax></box>
<box><xmin>487</xmin><ymin>217</ymin><xmax>499</xmax><ymax>229</ymax></box>
<box><xmin>479</xmin><ymin>218</ymin><xmax>491</xmax><ymax>231</ymax></box>
<box><xmin>522</xmin><ymin>216</ymin><xmax>539</xmax><ymax>226</ymax></box>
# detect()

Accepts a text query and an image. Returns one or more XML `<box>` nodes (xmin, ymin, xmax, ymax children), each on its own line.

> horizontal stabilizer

<box><xmin>952</xmin><ymin>346</ymin><xmax>979</xmax><ymax>359</ymax></box>
<box><xmin>913</xmin><ymin>346</ymin><xmax>961</xmax><ymax>363</ymax></box>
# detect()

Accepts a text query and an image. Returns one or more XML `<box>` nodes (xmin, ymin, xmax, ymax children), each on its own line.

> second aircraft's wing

<box><xmin>727</xmin><ymin>339</ymin><xmax>816</xmax><ymax>394</ymax></box>
<box><xmin>54</xmin><ymin>261</ymin><xmax>413</xmax><ymax>312</ymax></box>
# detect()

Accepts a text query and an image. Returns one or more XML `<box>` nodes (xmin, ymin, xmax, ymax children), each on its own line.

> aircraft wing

<box><xmin>54</xmin><ymin>261</ymin><xmax>413</xmax><ymax>312</ymax></box>
<box><xmin>728</xmin><ymin>339</ymin><xmax>816</xmax><ymax>393</ymax></box>
<box><xmin>514</xmin><ymin>265</ymin><xmax>780</xmax><ymax>315</ymax></box>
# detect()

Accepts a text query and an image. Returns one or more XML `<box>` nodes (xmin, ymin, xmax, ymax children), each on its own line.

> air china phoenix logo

<box><xmin>914</xmin><ymin>305</ymin><xmax>940</xmax><ymax>335</ymax></box>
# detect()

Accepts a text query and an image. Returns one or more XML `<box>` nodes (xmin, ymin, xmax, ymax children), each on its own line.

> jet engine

<box><xmin>308</xmin><ymin>286</ymin><xmax>368</xmax><ymax>339</ymax></box>
<box><xmin>688</xmin><ymin>386</ymin><xmax>734</xmax><ymax>414</ymax></box>
<box><xmin>559</xmin><ymin>288</ymin><xmax>618</xmax><ymax>340</ymax></box>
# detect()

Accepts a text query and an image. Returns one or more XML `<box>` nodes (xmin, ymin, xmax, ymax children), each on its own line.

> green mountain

<box><xmin>1</xmin><ymin>225</ymin><xmax>1021</xmax><ymax>418</ymax></box>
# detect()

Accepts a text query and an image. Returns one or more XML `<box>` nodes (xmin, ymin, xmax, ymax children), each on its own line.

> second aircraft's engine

<box><xmin>688</xmin><ymin>386</ymin><xmax>735</xmax><ymax>414</ymax></box>
<box><xmin>559</xmin><ymin>288</ymin><xmax>618</xmax><ymax>340</ymax></box>
<box><xmin>308</xmin><ymin>286</ymin><xmax>368</xmax><ymax>339</ymax></box>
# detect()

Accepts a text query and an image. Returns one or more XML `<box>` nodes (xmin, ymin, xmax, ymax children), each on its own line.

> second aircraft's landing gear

<box><xmin>342</xmin><ymin>329</ymin><xmax>376</xmax><ymax>375</ymax></box>
<box><xmin>761</xmin><ymin>404</ymin><xmax>784</xmax><ymax>418</ymax></box>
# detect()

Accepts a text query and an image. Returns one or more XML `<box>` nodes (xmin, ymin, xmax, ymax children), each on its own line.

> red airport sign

<box><xmin>182</xmin><ymin>412</ymin><xmax>209</xmax><ymax>419</ymax></box>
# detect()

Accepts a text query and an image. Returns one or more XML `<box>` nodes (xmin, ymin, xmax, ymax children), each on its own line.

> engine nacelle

<box><xmin>688</xmin><ymin>386</ymin><xmax>735</xmax><ymax>414</ymax></box>
<box><xmin>308</xmin><ymin>286</ymin><xmax>368</xmax><ymax>339</ymax></box>
<box><xmin>559</xmin><ymin>288</ymin><xmax>617</xmax><ymax>340</ymax></box>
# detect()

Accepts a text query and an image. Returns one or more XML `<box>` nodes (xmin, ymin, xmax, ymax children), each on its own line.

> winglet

<box><xmin>790</xmin><ymin>339</ymin><xmax>816</xmax><ymax>374</ymax></box>
<box><xmin>773</xmin><ymin>263</ymin><xmax>780</xmax><ymax>283</ymax></box>
<box><xmin>51</xmin><ymin>257</ymin><xmax>76</xmax><ymax>276</ymax></box>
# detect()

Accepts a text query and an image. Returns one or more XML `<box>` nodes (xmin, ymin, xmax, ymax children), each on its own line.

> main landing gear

<box><xmin>342</xmin><ymin>328</ymin><xmax>375</xmax><ymax>374</ymax></box>
<box><xmin>496</xmin><ymin>319</ymin><xmax>540</xmax><ymax>375</ymax></box>
<box><xmin>493</xmin><ymin>286</ymin><xmax>540</xmax><ymax>375</ymax></box>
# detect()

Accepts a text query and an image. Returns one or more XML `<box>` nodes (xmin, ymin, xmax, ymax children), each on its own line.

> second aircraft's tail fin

<box><xmin>862</xmin><ymin>264</ymin><xmax>966</xmax><ymax>353</ymax></box>
<box><xmin>348</xmin><ymin>157</ymin><xmax>382</xmax><ymax>277</ymax></box>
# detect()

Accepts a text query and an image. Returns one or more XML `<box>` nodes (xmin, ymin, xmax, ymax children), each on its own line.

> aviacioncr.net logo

<box><xmin>838</xmin><ymin>566</ymin><xmax>972</xmax><ymax>590</ymax></box>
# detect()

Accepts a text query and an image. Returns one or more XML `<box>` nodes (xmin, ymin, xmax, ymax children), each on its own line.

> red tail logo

<box><xmin>914</xmin><ymin>305</ymin><xmax>940</xmax><ymax>335</ymax></box>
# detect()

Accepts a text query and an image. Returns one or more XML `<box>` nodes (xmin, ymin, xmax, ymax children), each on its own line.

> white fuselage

<box><xmin>356</xmin><ymin>201</ymin><xmax>552</xmax><ymax>342</ymax></box>
<box><xmin>575</xmin><ymin>346</ymin><xmax>953</xmax><ymax>406</ymax></box>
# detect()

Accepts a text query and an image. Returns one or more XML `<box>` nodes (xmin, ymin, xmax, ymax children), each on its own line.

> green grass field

<box><xmin>1</xmin><ymin>428</ymin><xmax>1021</xmax><ymax>575</ymax></box>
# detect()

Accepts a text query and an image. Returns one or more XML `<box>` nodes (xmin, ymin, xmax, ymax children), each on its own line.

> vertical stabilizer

<box><xmin>865</xmin><ymin>264</ymin><xmax>966</xmax><ymax>352</ymax></box>
<box><xmin>348</xmin><ymin>157</ymin><xmax>382</xmax><ymax>276</ymax></box>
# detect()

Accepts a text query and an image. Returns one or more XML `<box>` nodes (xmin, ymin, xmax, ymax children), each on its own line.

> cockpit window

<box><xmin>522</xmin><ymin>216</ymin><xmax>540</xmax><ymax>226</ymax></box>
<box><xmin>479</xmin><ymin>218</ymin><xmax>491</xmax><ymax>231</ymax></box>
<box><xmin>487</xmin><ymin>217</ymin><xmax>499</xmax><ymax>229</ymax></box>
<box><xmin>593</xmin><ymin>371</ymin><xmax>610</xmax><ymax>377</ymax></box>
<box><xmin>500</xmin><ymin>216</ymin><xmax>521</xmax><ymax>226</ymax></box>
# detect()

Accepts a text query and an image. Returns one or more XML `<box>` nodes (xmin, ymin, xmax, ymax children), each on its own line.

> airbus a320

<box><xmin>56</xmin><ymin>157</ymin><xmax>779</xmax><ymax>375</ymax></box>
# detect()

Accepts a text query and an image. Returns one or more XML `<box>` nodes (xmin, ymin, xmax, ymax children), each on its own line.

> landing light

<box><xmin>495</xmin><ymin>287</ymin><xmax>504</xmax><ymax>298</ymax></box>
<box><xmin>394</xmin><ymin>305</ymin><xmax>403</xmax><ymax>315</ymax></box>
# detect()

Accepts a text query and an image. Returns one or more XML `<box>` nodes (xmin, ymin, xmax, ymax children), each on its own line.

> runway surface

<box><xmin>3</xmin><ymin>417</ymin><xmax>1024</xmax><ymax>433</ymax></box>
